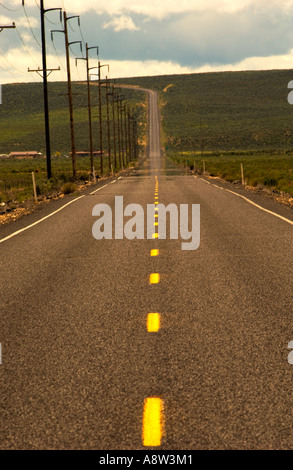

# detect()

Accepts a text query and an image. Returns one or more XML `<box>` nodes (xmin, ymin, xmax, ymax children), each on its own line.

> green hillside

<box><xmin>117</xmin><ymin>69</ymin><xmax>293</xmax><ymax>152</ymax></box>
<box><xmin>0</xmin><ymin>81</ymin><xmax>146</xmax><ymax>206</ymax></box>
<box><xmin>117</xmin><ymin>70</ymin><xmax>293</xmax><ymax>195</ymax></box>
<box><xmin>1</xmin><ymin>70</ymin><xmax>293</xmax><ymax>205</ymax></box>
<box><xmin>0</xmin><ymin>81</ymin><xmax>145</xmax><ymax>155</ymax></box>
<box><xmin>2</xmin><ymin>69</ymin><xmax>293</xmax><ymax>155</ymax></box>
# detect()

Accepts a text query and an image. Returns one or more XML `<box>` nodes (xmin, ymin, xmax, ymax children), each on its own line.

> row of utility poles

<box><xmin>19</xmin><ymin>0</ymin><xmax>139</xmax><ymax>180</ymax></box>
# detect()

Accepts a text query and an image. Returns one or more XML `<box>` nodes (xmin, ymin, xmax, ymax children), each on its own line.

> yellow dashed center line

<box><xmin>150</xmin><ymin>249</ymin><xmax>159</xmax><ymax>256</ymax></box>
<box><xmin>142</xmin><ymin>178</ymin><xmax>163</xmax><ymax>447</ymax></box>
<box><xmin>150</xmin><ymin>273</ymin><xmax>160</xmax><ymax>284</ymax></box>
<box><xmin>147</xmin><ymin>313</ymin><xmax>160</xmax><ymax>332</ymax></box>
<box><xmin>143</xmin><ymin>397</ymin><xmax>164</xmax><ymax>447</ymax></box>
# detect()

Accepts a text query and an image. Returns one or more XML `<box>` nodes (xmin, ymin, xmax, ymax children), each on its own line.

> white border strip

<box><xmin>90</xmin><ymin>179</ymin><xmax>117</xmax><ymax>195</ymax></box>
<box><xmin>197</xmin><ymin>177</ymin><xmax>293</xmax><ymax>226</ymax></box>
<box><xmin>0</xmin><ymin>195</ymin><xmax>85</xmax><ymax>244</ymax></box>
<box><xmin>0</xmin><ymin>179</ymin><xmax>119</xmax><ymax>245</ymax></box>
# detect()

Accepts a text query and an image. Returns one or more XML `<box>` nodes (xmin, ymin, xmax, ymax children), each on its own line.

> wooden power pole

<box><xmin>51</xmin><ymin>13</ymin><xmax>82</xmax><ymax>178</ymax></box>
<box><xmin>76</xmin><ymin>44</ymin><xmax>99</xmax><ymax>176</ymax></box>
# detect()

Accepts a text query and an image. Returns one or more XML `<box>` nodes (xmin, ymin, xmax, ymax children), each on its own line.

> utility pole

<box><xmin>123</xmin><ymin>105</ymin><xmax>128</xmax><ymax>165</ymax></box>
<box><xmin>26</xmin><ymin>0</ymin><xmax>62</xmax><ymax>179</ymax></box>
<box><xmin>119</xmin><ymin>97</ymin><xmax>125</xmax><ymax>167</ymax></box>
<box><xmin>86</xmin><ymin>44</ymin><xmax>94</xmax><ymax>176</ymax></box>
<box><xmin>0</xmin><ymin>22</ymin><xmax>16</xmax><ymax>105</ymax></box>
<box><xmin>115</xmin><ymin>94</ymin><xmax>122</xmax><ymax>169</ymax></box>
<box><xmin>40</xmin><ymin>0</ymin><xmax>52</xmax><ymax>179</ymax></box>
<box><xmin>127</xmin><ymin>108</ymin><xmax>132</xmax><ymax>163</ymax></box>
<box><xmin>111</xmin><ymin>83</ymin><xmax>117</xmax><ymax>170</ymax></box>
<box><xmin>0</xmin><ymin>23</ymin><xmax>16</xmax><ymax>32</ymax></box>
<box><xmin>115</xmin><ymin>93</ymin><xmax>124</xmax><ymax>167</ymax></box>
<box><xmin>133</xmin><ymin>118</ymin><xmax>138</xmax><ymax>160</ymax></box>
<box><xmin>76</xmin><ymin>44</ymin><xmax>99</xmax><ymax>176</ymax></box>
<box><xmin>97</xmin><ymin>62</ymin><xmax>109</xmax><ymax>176</ymax></box>
<box><xmin>52</xmin><ymin>13</ymin><xmax>82</xmax><ymax>178</ymax></box>
<box><xmin>105</xmin><ymin>78</ymin><xmax>112</xmax><ymax>174</ymax></box>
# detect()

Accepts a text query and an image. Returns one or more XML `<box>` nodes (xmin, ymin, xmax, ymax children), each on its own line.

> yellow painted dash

<box><xmin>150</xmin><ymin>249</ymin><xmax>159</xmax><ymax>256</ymax></box>
<box><xmin>143</xmin><ymin>397</ymin><xmax>164</xmax><ymax>447</ymax></box>
<box><xmin>150</xmin><ymin>273</ymin><xmax>160</xmax><ymax>284</ymax></box>
<box><xmin>147</xmin><ymin>313</ymin><xmax>160</xmax><ymax>332</ymax></box>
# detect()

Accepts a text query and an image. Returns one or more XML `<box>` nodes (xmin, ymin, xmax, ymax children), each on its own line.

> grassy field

<box><xmin>117</xmin><ymin>70</ymin><xmax>293</xmax><ymax>196</ymax></box>
<box><xmin>0</xmin><ymin>81</ymin><xmax>146</xmax><ymax>205</ymax></box>
<box><xmin>0</xmin><ymin>156</ymin><xmax>104</xmax><ymax>205</ymax></box>
<box><xmin>1</xmin><ymin>70</ymin><xmax>293</xmax><ymax>206</ymax></box>
<box><xmin>170</xmin><ymin>150</ymin><xmax>293</xmax><ymax>195</ymax></box>
<box><xmin>0</xmin><ymin>81</ymin><xmax>146</xmax><ymax>156</ymax></box>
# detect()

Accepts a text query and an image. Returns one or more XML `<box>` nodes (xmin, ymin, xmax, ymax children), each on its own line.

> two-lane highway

<box><xmin>0</xmin><ymin>88</ymin><xmax>293</xmax><ymax>450</ymax></box>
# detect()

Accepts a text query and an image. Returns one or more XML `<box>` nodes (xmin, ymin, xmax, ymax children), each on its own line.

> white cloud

<box><xmin>17</xmin><ymin>16</ymin><xmax>39</xmax><ymax>29</ymax></box>
<box><xmin>95</xmin><ymin>50</ymin><xmax>293</xmax><ymax>78</ymax></box>
<box><xmin>103</xmin><ymin>15</ymin><xmax>140</xmax><ymax>32</ymax></box>
<box><xmin>2</xmin><ymin>0</ymin><xmax>293</xmax><ymax>83</ymax></box>
<box><xmin>3</xmin><ymin>50</ymin><xmax>293</xmax><ymax>85</ymax></box>
<box><xmin>15</xmin><ymin>0</ymin><xmax>290</xmax><ymax>18</ymax></box>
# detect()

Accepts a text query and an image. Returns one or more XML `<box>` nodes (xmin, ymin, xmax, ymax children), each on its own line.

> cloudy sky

<box><xmin>1</xmin><ymin>0</ymin><xmax>293</xmax><ymax>83</ymax></box>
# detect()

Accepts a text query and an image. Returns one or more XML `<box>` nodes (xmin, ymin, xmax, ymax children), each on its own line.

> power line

<box><xmin>51</xmin><ymin>36</ymin><xmax>66</xmax><ymax>80</ymax></box>
<box><xmin>0</xmin><ymin>2</ymin><xmax>22</xmax><ymax>11</ymax></box>
<box><xmin>0</xmin><ymin>61</ymin><xmax>19</xmax><ymax>81</ymax></box>
<box><xmin>15</xmin><ymin>25</ymin><xmax>40</xmax><ymax>67</ymax></box>
<box><xmin>22</xmin><ymin>3</ymin><xmax>65</xmax><ymax>81</ymax></box>
<box><xmin>78</xmin><ymin>23</ymin><xmax>87</xmax><ymax>50</ymax></box>
<box><xmin>45</xmin><ymin>14</ymin><xmax>62</xmax><ymax>26</ymax></box>
<box><xmin>68</xmin><ymin>20</ymin><xmax>77</xmax><ymax>33</ymax></box>
<box><xmin>0</xmin><ymin>46</ymin><xmax>27</xmax><ymax>74</ymax></box>
<box><xmin>22</xmin><ymin>3</ymin><xmax>42</xmax><ymax>48</ymax></box>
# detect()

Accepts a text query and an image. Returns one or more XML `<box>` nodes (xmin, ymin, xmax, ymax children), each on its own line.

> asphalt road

<box><xmin>0</xmin><ymin>89</ymin><xmax>293</xmax><ymax>451</ymax></box>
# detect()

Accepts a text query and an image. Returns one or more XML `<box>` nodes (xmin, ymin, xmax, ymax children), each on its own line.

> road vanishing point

<box><xmin>0</xmin><ymin>87</ymin><xmax>293</xmax><ymax>450</ymax></box>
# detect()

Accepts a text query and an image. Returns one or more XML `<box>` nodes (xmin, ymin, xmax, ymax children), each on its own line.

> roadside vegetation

<box><xmin>170</xmin><ymin>150</ymin><xmax>293</xmax><ymax>195</ymax></box>
<box><xmin>1</xmin><ymin>69</ymin><xmax>293</xmax><ymax>213</ymax></box>
<box><xmin>0</xmin><ymin>81</ymin><xmax>146</xmax><ymax>208</ymax></box>
<box><xmin>117</xmin><ymin>70</ymin><xmax>293</xmax><ymax>197</ymax></box>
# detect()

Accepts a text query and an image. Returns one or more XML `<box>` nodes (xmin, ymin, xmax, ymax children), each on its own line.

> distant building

<box><xmin>9</xmin><ymin>151</ymin><xmax>41</xmax><ymax>159</ymax></box>
<box><xmin>69</xmin><ymin>151</ymin><xmax>103</xmax><ymax>157</ymax></box>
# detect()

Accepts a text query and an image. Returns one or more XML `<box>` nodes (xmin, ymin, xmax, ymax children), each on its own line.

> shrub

<box><xmin>79</xmin><ymin>172</ymin><xmax>89</xmax><ymax>181</ymax></box>
<box><xmin>59</xmin><ymin>172</ymin><xmax>69</xmax><ymax>183</ymax></box>
<box><xmin>61</xmin><ymin>182</ymin><xmax>77</xmax><ymax>194</ymax></box>
<box><xmin>263</xmin><ymin>177</ymin><xmax>277</xmax><ymax>187</ymax></box>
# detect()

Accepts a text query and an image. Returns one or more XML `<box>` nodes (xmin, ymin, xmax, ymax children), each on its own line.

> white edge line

<box><xmin>1</xmin><ymin>179</ymin><xmax>120</xmax><ymax>244</ymax></box>
<box><xmin>195</xmin><ymin>176</ymin><xmax>293</xmax><ymax>226</ymax></box>
<box><xmin>90</xmin><ymin>179</ymin><xmax>117</xmax><ymax>195</ymax></box>
<box><xmin>0</xmin><ymin>195</ymin><xmax>85</xmax><ymax>245</ymax></box>
<box><xmin>90</xmin><ymin>184</ymin><xmax>108</xmax><ymax>195</ymax></box>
